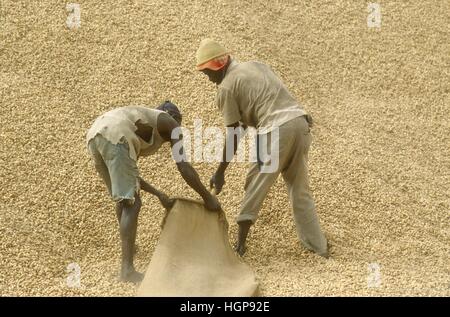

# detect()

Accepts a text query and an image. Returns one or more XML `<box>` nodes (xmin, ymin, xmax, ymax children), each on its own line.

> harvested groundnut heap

<box><xmin>0</xmin><ymin>1</ymin><xmax>448</xmax><ymax>296</ymax></box>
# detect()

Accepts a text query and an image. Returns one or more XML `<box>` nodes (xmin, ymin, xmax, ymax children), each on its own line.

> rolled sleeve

<box><xmin>216</xmin><ymin>87</ymin><xmax>241</xmax><ymax>126</ymax></box>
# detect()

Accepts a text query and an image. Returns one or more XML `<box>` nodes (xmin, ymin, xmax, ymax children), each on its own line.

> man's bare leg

<box><xmin>235</xmin><ymin>220</ymin><xmax>252</xmax><ymax>256</ymax></box>
<box><xmin>116</xmin><ymin>202</ymin><xmax>138</xmax><ymax>255</ymax></box>
<box><xmin>118</xmin><ymin>194</ymin><xmax>143</xmax><ymax>283</ymax></box>
<box><xmin>115</xmin><ymin>202</ymin><xmax>122</xmax><ymax>224</ymax></box>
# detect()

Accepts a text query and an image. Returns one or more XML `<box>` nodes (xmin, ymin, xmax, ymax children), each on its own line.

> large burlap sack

<box><xmin>136</xmin><ymin>198</ymin><xmax>259</xmax><ymax>297</ymax></box>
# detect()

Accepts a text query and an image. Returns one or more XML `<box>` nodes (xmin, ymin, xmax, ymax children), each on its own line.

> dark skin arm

<box><xmin>138</xmin><ymin>177</ymin><xmax>174</xmax><ymax>210</ymax></box>
<box><xmin>210</xmin><ymin>121</ymin><xmax>242</xmax><ymax>194</ymax></box>
<box><xmin>200</xmin><ymin>58</ymin><xmax>242</xmax><ymax>194</ymax></box>
<box><xmin>157</xmin><ymin>113</ymin><xmax>221</xmax><ymax>211</ymax></box>
<box><xmin>134</xmin><ymin>121</ymin><xmax>153</xmax><ymax>143</ymax></box>
<box><xmin>133</xmin><ymin>121</ymin><xmax>174</xmax><ymax>210</ymax></box>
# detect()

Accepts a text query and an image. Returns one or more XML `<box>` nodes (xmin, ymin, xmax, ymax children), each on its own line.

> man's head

<box><xmin>196</xmin><ymin>38</ymin><xmax>231</xmax><ymax>85</ymax></box>
<box><xmin>157</xmin><ymin>101</ymin><xmax>182</xmax><ymax>125</ymax></box>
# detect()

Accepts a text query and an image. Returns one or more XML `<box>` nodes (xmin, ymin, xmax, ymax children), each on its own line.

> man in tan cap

<box><xmin>87</xmin><ymin>101</ymin><xmax>221</xmax><ymax>283</ymax></box>
<box><xmin>196</xmin><ymin>38</ymin><xmax>329</xmax><ymax>258</ymax></box>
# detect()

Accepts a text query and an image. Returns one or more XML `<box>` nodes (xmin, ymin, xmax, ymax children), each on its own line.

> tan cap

<box><xmin>196</xmin><ymin>38</ymin><xmax>230</xmax><ymax>70</ymax></box>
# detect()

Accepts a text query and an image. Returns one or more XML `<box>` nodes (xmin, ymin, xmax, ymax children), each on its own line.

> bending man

<box><xmin>86</xmin><ymin>101</ymin><xmax>221</xmax><ymax>283</ymax></box>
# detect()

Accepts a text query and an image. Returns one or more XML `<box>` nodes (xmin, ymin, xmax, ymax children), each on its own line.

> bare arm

<box><xmin>210</xmin><ymin>121</ymin><xmax>242</xmax><ymax>194</ymax></box>
<box><xmin>139</xmin><ymin>177</ymin><xmax>174</xmax><ymax>210</ymax></box>
<box><xmin>157</xmin><ymin>113</ymin><xmax>221</xmax><ymax>211</ymax></box>
<box><xmin>138</xmin><ymin>177</ymin><xmax>163</xmax><ymax>198</ymax></box>
<box><xmin>217</xmin><ymin>121</ymin><xmax>241</xmax><ymax>175</ymax></box>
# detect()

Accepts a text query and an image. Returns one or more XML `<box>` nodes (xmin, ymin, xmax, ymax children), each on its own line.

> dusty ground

<box><xmin>0</xmin><ymin>0</ymin><xmax>448</xmax><ymax>296</ymax></box>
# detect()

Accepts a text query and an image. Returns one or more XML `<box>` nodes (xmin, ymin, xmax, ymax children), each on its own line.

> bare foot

<box><xmin>234</xmin><ymin>244</ymin><xmax>246</xmax><ymax>257</ymax></box>
<box><xmin>120</xmin><ymin>269</ymin><xmax>144</xmax><ymax>284</ymax></box>
<box><xmin>318</xmin><ymin>241</ymin><xmax>331</xmax><ymax>259</ymax></box>
<box><xmin>301</xmin><ymin>240</ymin><xmax>330</xmax><ymax>259</ymax></box>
